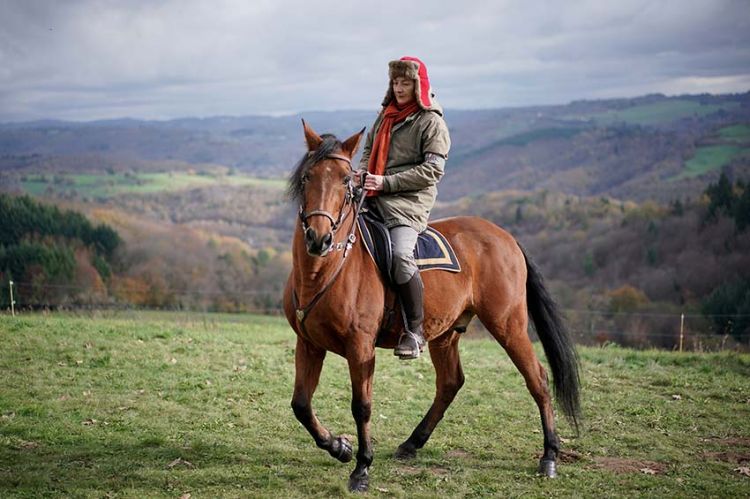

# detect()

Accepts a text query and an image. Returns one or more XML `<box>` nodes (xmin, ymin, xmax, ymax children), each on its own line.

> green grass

<box><xmin>674</xmin><ymin>145</ymin><xmax>746</xmax><ymax>180</ymax></box>
<box><xmin>718</xmin><ymin>124</ymin><xmax>750</xmax><ymax>143</ymax></box>
<box><xmin>20</xmin><ymin>172</ymin><xmax>285</xmax><ymax>199</ymax></box>
<box><xmin>592</xmin><ymin>100</ymin><xmax>740</xmax><ymax>126</ymax></box>
<box><xmin>1</xmin><ymin>312</ymin><xmax>749</xmax><ymax>497</ymax></box>
<box><xmin>496</xmin><ymin>127</ymin><xmax>584</xmax><ymax>146</ymax></box>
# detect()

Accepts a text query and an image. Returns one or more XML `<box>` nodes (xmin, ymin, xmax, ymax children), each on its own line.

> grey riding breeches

<box><xmin>390</xmin><ymin>225</ymin><xmax>419</xmax><ymax>285</ymax></box>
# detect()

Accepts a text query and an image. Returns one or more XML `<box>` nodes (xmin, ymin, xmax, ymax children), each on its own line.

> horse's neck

<box><xmin>291</xmin><ymin>223</ymin><xmax>362</xmax><ymax>304</ymax></box>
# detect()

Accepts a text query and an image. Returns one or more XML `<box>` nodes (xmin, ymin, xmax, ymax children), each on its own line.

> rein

<box><xmin>292</xmin><ymin>154</ymin><xmax>368</xmax><ymax>330</ymax></box>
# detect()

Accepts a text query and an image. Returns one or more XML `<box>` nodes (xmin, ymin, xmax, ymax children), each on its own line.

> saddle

<box><xmin>357</xmin><ymin>208</ymin><xmax>461</xmax><ymax>287</ymax></box>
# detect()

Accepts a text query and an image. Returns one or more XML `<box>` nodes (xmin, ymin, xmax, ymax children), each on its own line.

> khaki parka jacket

<box><xmin>358</xmin><ymin>98</ymin><xmax>451</xmax><ymax>233</ymax></box>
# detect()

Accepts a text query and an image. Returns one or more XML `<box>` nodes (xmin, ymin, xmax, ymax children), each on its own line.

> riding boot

<box><xmin>394</xmin><ymin>272</ymin><xmax>426</xmax><ymax>360</ymax></box>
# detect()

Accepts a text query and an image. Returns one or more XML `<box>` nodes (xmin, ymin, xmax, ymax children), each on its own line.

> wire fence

<box><xmin>2</xmin><ymin>280</ymin><xmax>749</xmax><ymax>352</ymax></box>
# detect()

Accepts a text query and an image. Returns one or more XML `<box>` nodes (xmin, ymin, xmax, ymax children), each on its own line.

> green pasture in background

<box><xmin>718</xmin><ymin>124</ymin><xmax>750</xmax><ymax>143</ymax></box>
<box><xmin>676</xmin><ymin>145</ymin><xmax>746</xmax><ymax>180</ymax></box>
<box><xmin>671</xmin><ymin>124</ymin><xmax>750</xmax><ymax>180</ymax></box>
<box><xmin>19</xmin><ymin>171</ymin><xmax>285</xmax><ymax>199</ymax></box>
<box><xmin>592</xmin><ymin>99</ymin><xmax>741</xmax><ymax>126</ymax></box>
<box><xmin>1</xmin><ymin>312</ymin><xmax>748</xmax><ymax>497</ymax></box>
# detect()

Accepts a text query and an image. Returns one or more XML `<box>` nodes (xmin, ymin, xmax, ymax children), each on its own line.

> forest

<box><xmin>0</xmin><ymin>194</ymin><xmax>121</xmax><ymax>306</ymax></box>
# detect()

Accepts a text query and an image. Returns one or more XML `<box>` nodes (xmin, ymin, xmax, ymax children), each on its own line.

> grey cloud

<box><xmin>1</xmin><ymin>0</ymin><xmax>749</xmax><ymax>121</ymax></box>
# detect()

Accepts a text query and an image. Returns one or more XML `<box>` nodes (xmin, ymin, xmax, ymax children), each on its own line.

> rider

<box><xmin>358</xmin><ymin>56</ymin><xmax>451</xmax><ymax>360</ymax></box>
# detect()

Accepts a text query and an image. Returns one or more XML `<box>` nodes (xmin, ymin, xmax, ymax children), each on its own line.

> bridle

<box><xmin>298</xmin><ymin>153</ymin><xmax>358</xmax><ymax>249</ymax></box>
<box><xmin>292</xmin><ymin>152</ymin><xmax>368</xmax><ymax>326</ymax></box>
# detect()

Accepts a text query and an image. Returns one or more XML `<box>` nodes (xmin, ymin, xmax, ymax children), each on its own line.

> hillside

<box><xmin>434</xmin><ymin>178</ymin><xmax>750</xmax><ymax>346</ymax></box>
<box><xmin>2</xmin><ymin>174</ymin><xmax>749</xmax><ymax>347</ymax></box>
<box><xmin>1</xmin><ymin>92</ymin><xmax>750</xmax><ymax>347</ymax></box>
<box><xmin>2</xmin><ymin>93</ymin><xmax>749</xmax><ymax>203</ymax></box>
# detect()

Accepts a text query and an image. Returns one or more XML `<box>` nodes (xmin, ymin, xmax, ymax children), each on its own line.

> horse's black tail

<box><xmin>519</xmin><ymin>243</ymin><xmax>581</xmax><ymax>433</ymax></box>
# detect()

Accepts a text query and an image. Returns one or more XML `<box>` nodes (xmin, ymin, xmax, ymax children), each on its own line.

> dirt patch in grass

<box><xmin>396</xmin><ymin>465</ymin><xmax>421</xmax><ymax>475</ymax></box>
<box><xmin>591</xmin><ymin>457</ymin><xmax>668</xmax><ymax>475</ymax></box>
<box><xmin>711</xmin><ymin>437</ymin><xmax>750</xmax><ymax>447</ymax></box>
<box><xmin>702</xmin><ymin>451</ymin><xmax>750</xmax><ymax>464</ymax></box>
<box><xmin>559</xmin><ymin>450</ymin><xmax>583</xmax><ymax>463</ymax></box>
<box><xmin>446</xmin><ymin>449</ymin><xmax>471</xmax><ymax>459</ymax></box>
<box><xmin>699</xmin><ymin>436</ymin><xmax>750</xmax><ymax>463</ymax></box>
<box><xmin>429</xmin><ymin>466</ymin><xmax>450</xmax><ymax>476</ymax></box>
<box><xmin>13</xmin><ymin>440</ymin><xmax>40</xmax><ymax>451</ymax></box>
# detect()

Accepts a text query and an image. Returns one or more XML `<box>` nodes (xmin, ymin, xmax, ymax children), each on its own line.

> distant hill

<box><xmin>2</xmin><ymin>92</ymin><xmax>749</xmax><ymax>203</ymax></box>
<box><xmin>2</xmin><ymin>93</ymin><xmax>750</xmax><ymax>344</ymax></box>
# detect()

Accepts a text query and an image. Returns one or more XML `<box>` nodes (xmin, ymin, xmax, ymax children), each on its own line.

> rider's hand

<box><xmin>353</xmin><ymin>170</ymin><xmax>366</xmax><ymax>187</ymax></box>
<box><xmin>364</xmin><ymin>174</ymin><xmax>384</xmax><ymax>191</ymax></box>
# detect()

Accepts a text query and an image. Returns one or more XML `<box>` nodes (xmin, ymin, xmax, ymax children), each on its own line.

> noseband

<box><xmin>298</xmin><ymin>153</ymin><xmax>360</xmax><ymax>249</ymax></box>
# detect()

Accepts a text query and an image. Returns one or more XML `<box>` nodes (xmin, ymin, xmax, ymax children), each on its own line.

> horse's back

<box><xmin>427</xmin><ymin>216</ymin><xmax>527</xmax><ymax>304</ymax></box>
<box><xmin>429</xmin><ymin>216</ymin><xmax>524</xmax><ymax>265</ymax></box>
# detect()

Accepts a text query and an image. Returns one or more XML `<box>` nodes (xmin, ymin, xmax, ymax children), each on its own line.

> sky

<box><xmin>1</xmin><ymin>0</ymin><xmax>749</xmax><ymax>122</ymax></box>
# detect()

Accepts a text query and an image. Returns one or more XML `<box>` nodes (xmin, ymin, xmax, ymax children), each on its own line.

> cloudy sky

<box><xmin>1</xmin><ymin>0</ymin><xmax>749</xmax><ymax>122</ymax></box>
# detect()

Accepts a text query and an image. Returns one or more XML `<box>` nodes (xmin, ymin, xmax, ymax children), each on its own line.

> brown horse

<box><xmin>283</xmin><ymin>122</ymin><xmax>581</xmax><ymax>492</ymax></box>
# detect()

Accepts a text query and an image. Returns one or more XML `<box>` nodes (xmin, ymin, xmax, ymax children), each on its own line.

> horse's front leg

<box><xmin>346</xmin><ymin>347</ymin><xmax>376</xmax><ymax>492</ymax></box>
<box><xmin>291</xmin><ymin>337</ymin><xmax>353</xmax><ymax>463</ymax></box>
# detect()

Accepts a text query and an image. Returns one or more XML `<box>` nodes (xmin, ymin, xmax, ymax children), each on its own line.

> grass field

<box><xmin>20</xmin><ymin>172</ymin><xmax>285</xmax><ymax>199</ymax></box>
<box><xmin>718</xmin><ymin>124</ymin><xmax>750</xmax><ymax>143</ymax></box>
<box><xmin>1</xmin><ymin>312</ymin><xmax>749</xmax><ymax>497</ymax></box>
<box><xmin>674</xmin><ymin>145</ymin><xmax>746</xmax><ymax>180</ymax></box>
<box><xmin>496</xmin><ymin>127</ymin><xmax>584</xmax><ymax>147</ymax></box>
<box><xmin>592</xmin><ymin>100</ymin><xmax>741</xmax><ymax>126</ymax></box>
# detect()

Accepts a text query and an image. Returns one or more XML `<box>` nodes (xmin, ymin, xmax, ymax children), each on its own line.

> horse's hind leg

<box><xmin>291</xmin><ymin>337</ymin><xmax>353</xmax><ymax>463</ymax></box>
<box><xmin>395</xmin><ymin>331</ymin><xmax>465</xmax><ymax>459</ymax></box>
<box><xmin>479</xmin><ymin>304</ymin><xmax>560</xmax><ymax>477</ymax></box>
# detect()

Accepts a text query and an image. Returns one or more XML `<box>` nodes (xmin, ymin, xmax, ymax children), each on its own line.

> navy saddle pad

<box><xmin>357</xmin><ymin>212</ymin><xmax>461</xmax><ymax>283</ymax></box>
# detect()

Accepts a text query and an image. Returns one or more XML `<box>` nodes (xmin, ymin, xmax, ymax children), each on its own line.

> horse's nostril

<box><xmin>305</xmin><ymin>228</ymin><xmax>317</xmax><ymax>243</ymax></box>
<box><xmin>323</xmin><ymin>233</ymin><xmax>333</xmax><ymax>247</ymax></box>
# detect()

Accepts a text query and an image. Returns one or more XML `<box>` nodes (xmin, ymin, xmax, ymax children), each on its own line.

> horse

<box><xmin>283</xmin><ymin>121</ymin><xmax>581</xmax><ymax>492</ymax></box>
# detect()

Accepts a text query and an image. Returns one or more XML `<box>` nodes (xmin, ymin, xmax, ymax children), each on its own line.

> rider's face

<box><xmin>392</xmin><ymin>77</ymin><xmax>416</xmax><ymax>106</ymax></box>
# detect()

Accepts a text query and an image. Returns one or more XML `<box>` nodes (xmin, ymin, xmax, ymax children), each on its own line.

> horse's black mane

<box><xmin>287</xmin><ymin>134</ymin><xmax>342</xmax><ymax>203</ymax></box>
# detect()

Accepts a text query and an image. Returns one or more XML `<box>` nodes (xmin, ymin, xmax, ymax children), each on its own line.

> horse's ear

<box><xmin>302</xmin><ymin>119</ymin><xmax>322</xmax><ymax>151</ymax></box>
<box><xmin>341</xmin><ymin>127</ymin><xmax>366</xmax><ymax>159</ymax></box>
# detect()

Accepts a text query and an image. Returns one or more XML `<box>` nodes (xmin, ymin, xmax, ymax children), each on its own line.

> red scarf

<box><xmin>366</xmin><ymin>100</ymin><xmax>419</xmax><ymax>196</ymax></box>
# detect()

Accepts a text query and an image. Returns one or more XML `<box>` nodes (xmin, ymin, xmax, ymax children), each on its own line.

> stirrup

<box><xmin>394</xmin><ymin>330</ymin><xmax>425</xmax><ymax>360</ymax></box>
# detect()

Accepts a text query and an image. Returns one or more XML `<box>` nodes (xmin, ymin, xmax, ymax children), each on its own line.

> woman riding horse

<box><xmin>359</xmin><ymin>56</ymin><xmax>450</xmax><ymax>360</ymax></box>
<box><xmin>284</xmin><ymin>57</ymin><xmax>580</xmax><ymax>493</ymax></box>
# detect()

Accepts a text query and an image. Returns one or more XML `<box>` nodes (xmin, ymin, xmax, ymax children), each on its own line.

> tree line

<box><xmin>0</xmin><ymin>193</ymin><xmax>121</xmax><ymax>307</ymax></box>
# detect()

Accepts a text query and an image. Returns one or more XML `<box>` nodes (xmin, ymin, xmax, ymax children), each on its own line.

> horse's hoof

<box><xmin>394</xmin><ymin>444</ymin><xmax>416</xmax><ymax>460</ymax></box>
<box><xmin>348</xmin><ymin>470</ymin><xmax>369</xmax><ymax>492</ymax></box>
<box><xmin>331</xmin><ymin>436</ymin><xmax>353</xmax><ymax>463</ymax></box>
<box><xmin>538</xmin><ymin>458</ymin><xmax>557</xmax><ymax>478</ymax></box>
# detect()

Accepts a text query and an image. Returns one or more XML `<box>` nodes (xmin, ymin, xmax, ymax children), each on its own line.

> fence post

<box><xmin>9</xmin><ymin>280</ymin><xmax>15</xmax><ymax>317</ymax></box>
<box><xmin>679</xmin><ymin>313</ymin><xmax>684</xmax><ymax>352</ymax></box>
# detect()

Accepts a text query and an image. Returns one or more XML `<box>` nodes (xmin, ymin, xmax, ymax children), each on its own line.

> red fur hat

<box><xmin>382</xmin><ymin>56</ymin><xmax>436</xmax><ymax>111</ymax></box>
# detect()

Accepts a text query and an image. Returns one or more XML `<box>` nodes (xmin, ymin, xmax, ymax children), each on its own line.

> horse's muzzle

<box><xmin>305</xmin><ymin>227</ymin><xmax>333</xmax><ymax>257</ymax></box>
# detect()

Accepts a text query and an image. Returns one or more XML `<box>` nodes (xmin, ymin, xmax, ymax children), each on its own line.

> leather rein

<box><xmin>292</xmin><ymin>153</ymin><xmax>368</xmax><ymax>329</ymax></box>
